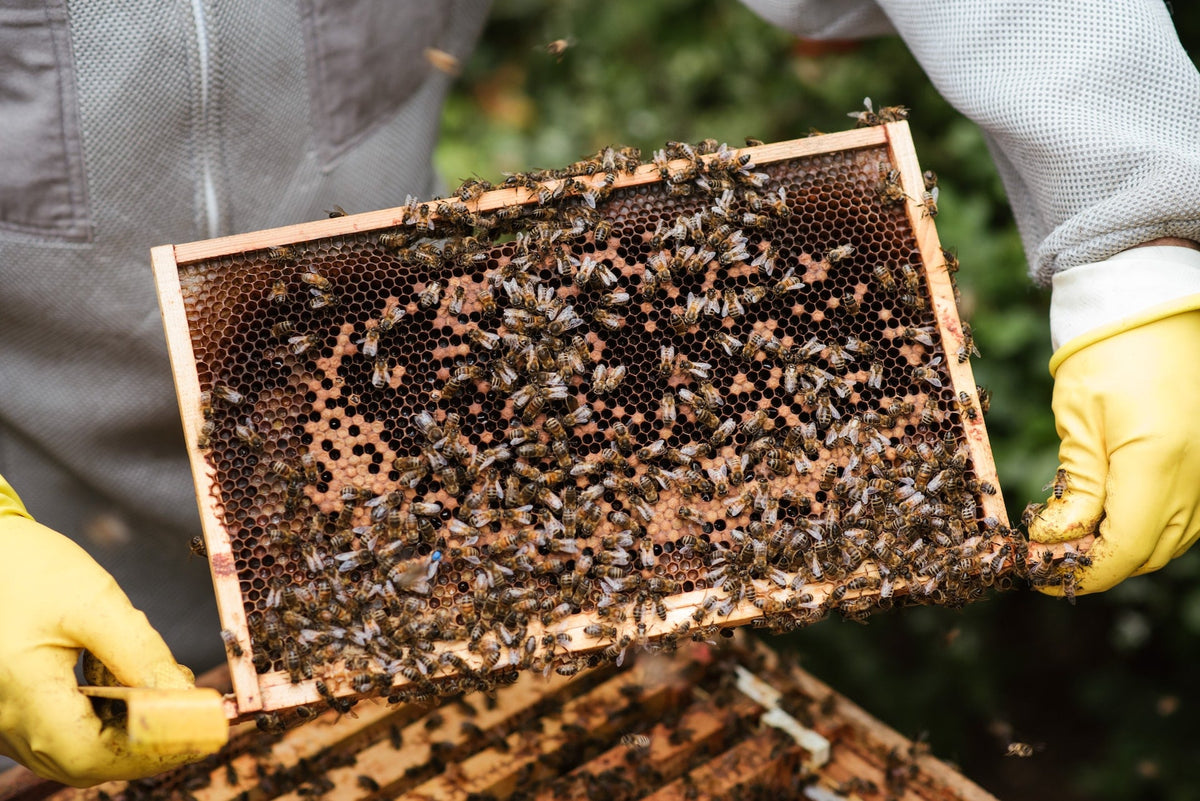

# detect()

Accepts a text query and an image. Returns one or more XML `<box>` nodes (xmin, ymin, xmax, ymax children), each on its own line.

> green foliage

<box><xmin>437</xmin><ymin>4</ymin><xmax>1200</xmax><ymax>799</ymax></box>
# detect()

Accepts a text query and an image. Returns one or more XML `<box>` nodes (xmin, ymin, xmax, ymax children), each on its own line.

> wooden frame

<box><xmin>152</xmin><ymin>122</ymin><xmax>1013</xmax><ymax>720</ymax></box>
<box><xmin>3</xmin><ymin>637</ymin><xmax>1002</xmax><ymax>801</ymax></box>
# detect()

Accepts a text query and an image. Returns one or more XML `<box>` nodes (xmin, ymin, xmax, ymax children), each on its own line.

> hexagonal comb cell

<box><xmin>152</xmin><ymin>123</ymin><xmax>1014</xmax><ymax>718</ymax></box>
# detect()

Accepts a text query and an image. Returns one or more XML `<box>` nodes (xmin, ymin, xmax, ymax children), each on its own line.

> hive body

<box><xmin>152</xmin><ymin>123</ymin><xmax>1012</xmax><ymax>718</ymax></box>
<box><xmin>17</xmin><ymin>639</ymin><xmax>1002</xmax><ymax>801</ymax></box>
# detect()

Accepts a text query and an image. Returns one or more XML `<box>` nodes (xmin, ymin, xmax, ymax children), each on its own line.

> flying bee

<box><xmin>418</xmin><ymin>280</ymin><xmax>443</xmax><ymax>309</ymax></box>
<box><xmin>1005</xmin><ymin>742</ymin><xmax>1036</xmax><ymax>758</ymax></box>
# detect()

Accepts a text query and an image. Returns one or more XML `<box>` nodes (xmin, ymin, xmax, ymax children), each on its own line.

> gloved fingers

<box><xmin>19</xmin><ymin>519</ymin><xmax>195</xmax><ymax>691</ymax></box>
<box><xmin>1072</xmin><ymin>439</ymin><xmax>1184</xmax><ymax>594</ymax></box>
<box><xmin>1027</xmin><ymin>388</ymin><xmax>1107</xmax><ymax>545</ymax></box>
<box><xmin>63</xmin><ymin>575</ymin><xmax>193</xmax><ymax>692</ymax></box>
<box><xmin>0</xmin><ymin>648</ymin><xmax>196</xmax><ymax>786</ymax></box>
<box><xmin>1129</xmin><ymin>499</ymin><xmax>1200</xmax><ymax>576</ymax></box>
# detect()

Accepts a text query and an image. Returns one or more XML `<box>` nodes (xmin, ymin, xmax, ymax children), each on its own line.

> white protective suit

<box><xmin>0</xmin><ymin>0</ymin><xmax>1197</xmax><ymax>674</ymax></box>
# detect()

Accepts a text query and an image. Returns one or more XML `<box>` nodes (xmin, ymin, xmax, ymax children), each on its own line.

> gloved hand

<box><xmin>1028</xmin><ymin>309</ymin><xmax>1200</xmax><ymax>594</ymax></box>
<box><xmin>0</xmin><ymin>474</ymin><xmax>212</xmax><ymax>786</ymax></box>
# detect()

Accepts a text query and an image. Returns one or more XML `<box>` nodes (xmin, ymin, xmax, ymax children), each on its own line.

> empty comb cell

<box><xmin>152</xmin><ymin>122</ymin><xmax>1015</xmax><ymax>718</ymax></box>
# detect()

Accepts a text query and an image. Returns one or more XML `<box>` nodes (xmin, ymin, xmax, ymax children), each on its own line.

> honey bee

<box><xmin>424</xmin><ymin>47</ymin><xmax>461</xmax><ymax>76</ymax></box>
<box><xmin>942</xmin><ymin>248</ymin><xmax>960</xmax><ymax>274</ymax></box>
<box><xmin>591</xmin><ymin>308</ymin><xmax>623</xmax><ymax>331</ymax></box>
<box><xmin>299</xmin><ymin>269</ymin><xmax>332</xmax><ymax>292</ymax></box>
<box><xmin>234</xmin><ymin>418</ymin><xmax>263</xmax><ymax>451</ymax></box>
<box><xmin>325</xmin><ymin>205</ymin><xmax>348</xmax><ymax>218</ymax></box>
<box><xmin>447</xmin><ymin>284</ymin><xmax>466</xmax><ymax>317</ymax></box>
<box><xmin>901</xmin><ymin>325</ymin><xmax>936</xmax><ymax>348</ymax></box>
<box><xmin>592</xmin><ymin>363</ymin><xmax>627</xmax><ymax>394</ymax></box>
<box><xmin>676</xmin><ymin>506</ymin><xmax>712</xmax><ymax>533</ymax></box>
<box><xmin>826</xmin><ymin>244</ymin><xmax>856</xmax><ymax>265</ymax></box>
<box><xmin>195</xmin><ymin>418</ymin><xmax>217</xmax><ymax>450</ymax></box>
<box><xmin>739</xmin><ymin>409</ymin><xmax>773</xmax><ymax>437</ymax></box>
<box><xmin>877</xmin><ymin>163</ymin><xmax>907</xmax><ymax>205</ymax></box>
<box><xmin>188</xmin><ymin>536</ymin><xmax>207</xmax><ymax>559</ymax></box>
<box><xmin>621</xmin><ymin>733</ymin><xmax>652</xmax><ymax>753</ymax></box>
<box><xmin>1005</xmin><ymin>742</ymin><xmax>1036</xmax><ymax>758</ymax></box>
<box><xmin>771</xmin><ymin>269</ymin><xmax>806</xmax><ymax>295</ymax></box>
<box><xmin>922</xmin><ymin>187</ymin><xmax>939</xmax><ymax>218</ymax></box>
<box><xmin>751</xmin><ymin>244</ymin><xmax>779</xmax><ymax>277</ymax></box>
<box><xmin>910</xmin><ymin>356</ymin><xmax>944</xmax><ymax>388</ymax></box>
<box><xmin>1044</xmin><ymin>468</ymin><xmax>1069</xmax><ymax>500</ymax></box>
<box><xmin>976</xmin><ymin>385</ymin><xmax>992</xmax><ymax>414</ymax></box>
<box><xmin>611</xmin><ymin>421</ymin><xmax>634</xmax><ymax>454</ymax></box>
<box><xmin>209</xmin><ymin>384</ymin><xmax>244</xmax><ymax>406</ymax></box>
<box><xmin>268</xmin><ymin>279</ymin><xmax>289</xmax><ymax>304</ymax></box>
<box><xmin>372</xmin><ymin>357</ymin><xmax>392</xmax><ymax>388</ymax></box>
<box><xmin>957</xmin><ymin>322</ymin><xmax>981</xmax><ymax>363</ymax></box>
<box><xmin>418</xmin><ymin>280</ymin><xmax>443</xmax><ymax>309</ymax></box>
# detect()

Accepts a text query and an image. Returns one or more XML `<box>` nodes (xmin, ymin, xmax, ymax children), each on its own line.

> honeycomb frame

<box><xmin>152</xmin><ymin>123</ymin><xmax>1012</xmax><ymax>720</ymax></box>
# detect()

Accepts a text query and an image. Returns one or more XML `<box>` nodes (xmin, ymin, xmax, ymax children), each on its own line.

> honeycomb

<box><xmin>44</xmin><ymin>639</ymin><xmax>1001</xmax><ymax>801</ymax></box>
<box><xmin>155</xmin><ymin>123</ymin><xmax>1014</xmax><ymax>717</ymax></box>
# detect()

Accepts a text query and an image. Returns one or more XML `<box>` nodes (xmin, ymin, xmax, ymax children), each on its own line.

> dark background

<box><xmin>435</xmin><ymin>4</ymin><xmax>1200</xmax><ymax>800</ymax></box>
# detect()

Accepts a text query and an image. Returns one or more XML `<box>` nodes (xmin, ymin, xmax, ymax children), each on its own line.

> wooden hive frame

<box><xmin>0</xmin><ymin>636</ymin><xmax>1003</xmax><ymax>801</ymax></box>
<box><xmin>151</xmin><ymin>121</ymin><xmax>1014</xmax><ymax>721</ymax></box>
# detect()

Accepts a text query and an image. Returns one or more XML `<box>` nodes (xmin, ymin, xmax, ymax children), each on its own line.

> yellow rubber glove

<box><xmin>0</xmin><ymin>474</ymin><xmax>211</xmax><ymax>786</ymax></box>
<box><xmin>1028</xmin><ymin>309</ymin><xmax>1200</xmax><ymax>595</ymax></box>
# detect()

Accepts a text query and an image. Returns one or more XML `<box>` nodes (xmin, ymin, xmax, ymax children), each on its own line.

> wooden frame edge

<box><xmin>884</xmin><ymin>122</ymin><xmax>1010</xmax><ymax>528</ymax></box>
<box><xmin>151</xmin><ymin>245</ymin><xmax>263</xmax><ymax>717</ymax></box>
<box><xmin>166</xmin><ymin>128</ymin><xmax>889</xmax><ymax>265</ymax></box>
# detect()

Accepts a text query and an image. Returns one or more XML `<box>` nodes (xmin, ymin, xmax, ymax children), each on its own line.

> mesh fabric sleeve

<box><xmin>740</xmin><ymin>0</ymin><xmax>1200</xmax><ymax>285</ymax></box>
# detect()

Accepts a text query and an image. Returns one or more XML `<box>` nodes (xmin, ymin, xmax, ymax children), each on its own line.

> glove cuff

<box><xmin>1049</xmin><ymin>246</ymin><xmax>1200</xmax><ymax>376</ymax></box>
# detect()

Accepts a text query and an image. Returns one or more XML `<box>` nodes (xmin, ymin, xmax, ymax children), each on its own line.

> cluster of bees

<box><xmin>187</xmin><ymin>120</ymin><xmax>1037</xmax><ymax>716</ymax></box>
<box><xmin>88</xmin><ymin>641</ymin><xmax>945</xmax><ymax>801</ymax></box>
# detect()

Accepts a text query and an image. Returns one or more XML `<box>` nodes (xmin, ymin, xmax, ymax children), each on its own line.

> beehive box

<box><xmin>0</xmin><ymin>637</ymin><xmax>1003</xmax><ymax>801</ymax></box>
<box><xmin>151</xmin><ymin>121</ymin><xmax>1015</xmax><ymax>720</ymax></box>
